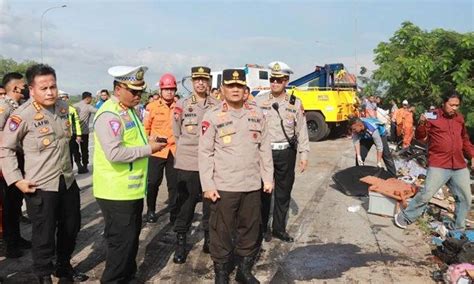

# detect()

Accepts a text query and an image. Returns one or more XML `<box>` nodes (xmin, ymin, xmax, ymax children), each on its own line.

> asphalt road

<box><xmin>0</xmin><ymin>136</ymin><xmax>436</xmax><ymax>283</ymax></box>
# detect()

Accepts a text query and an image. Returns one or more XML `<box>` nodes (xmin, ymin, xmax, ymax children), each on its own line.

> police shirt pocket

<box><xmin>36</xmin><ymin>127</ymin><xmax>57</xmax><ymax>151</ymax></box>
<box><xmin>218</xmin><ymin>127</ymin><xmax>236</xmax><ymax>147</ymax></box>
<box><xmin>183</xmin><ymin>118</ymin><xmax>198</xmax><ymax>134</ymax></box>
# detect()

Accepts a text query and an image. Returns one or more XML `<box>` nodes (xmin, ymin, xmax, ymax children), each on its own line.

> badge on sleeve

<box><xmin>174</xmin><ymin>106</ymin><xmax>183</xmax><ymax>120</ymax></box>
<box><xmin>109</xmin><ymin>120</ymin><xmax>121</xmax><ymax>136</ymax></box>
<box><xmin>8</xmin><ymin>115</ymin><xmax>22</xmax><ymax>131</ymax></box>
<box><xmin>202</xmin><ymin>121</ymin><xmax>210</xmax><ymax>135</ymax></box>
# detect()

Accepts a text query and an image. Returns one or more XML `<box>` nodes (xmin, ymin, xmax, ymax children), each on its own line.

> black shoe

<box><xmin>272</xmin><ymin>231</ymin><xmax>294</xmax><ymax>243</ymax></box>
<box><xmin>263</xmin><ymin>231</ymin><xmax>272</xmax><ymax>242</ymax></box>
<box><xmin>17</xmin><ymin>237</ymin><xmax>32</xmax><ymax>249</ymax></box>
<box><xmin>145</xmin><ymin>211</ymin><xmax>158</xmax><ymax>223</ymax></box>
<box><xmin>35</xmin><ymin>275</ymin><xmax>53</xmax><ymax>284</ymax></box>
<box><xmin>6</xmin><ymin>246</ymin><xmax>22</xmax><ymax>258</ymax></box>
<box><xmin>77</xmin><ymin>166</ymin><xmax>89</xmax><ymax>174</ymax></box>
<box><xmin>55</xmin><ymin>265</ymin><xmax>89</xmax><ymax>282</ymax></box>
<box><xmin>173</xmin><ymin>233</ymin><xmax>187</xmax><ymax>264</ymax></box>
<box><xmin>203</xmin><ymin>231</ymin><xmax>210</xmax><ymax>254</ymax></box>
<box><xmin>214</xmin><ymin>262</ymin><xmax>230</xmax><ymax>284</ymax></box>
<box><xmin>235</xmin><ymin>256</ymin><xmax>260</xmax><ymax>284</ymax></box>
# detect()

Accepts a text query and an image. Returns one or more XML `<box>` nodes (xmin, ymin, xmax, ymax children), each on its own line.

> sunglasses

<box><xmin>270</xmin><ymin>78</ymin><xmax>285</xmax><ymax>84</ymax></box>
<box><xmin>120</xmin><ymin>84</ymin><xmax>143</xmax><ymax>96</ymax></box>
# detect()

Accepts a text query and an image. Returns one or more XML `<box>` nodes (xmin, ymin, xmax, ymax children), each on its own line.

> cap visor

<box><xmin>126</xmin><ymin>83</ymin><xmax>147</xmax><ymax>91</ymax></box>
<box><xmin>192</xmin><ymin>74</ymin><xmax>210</xmax><ymax>79</ymax></box>
<box><xmin>223</xmin><ymin>80</ymin><xmax>246</xmax><ymax>85</ymax></box>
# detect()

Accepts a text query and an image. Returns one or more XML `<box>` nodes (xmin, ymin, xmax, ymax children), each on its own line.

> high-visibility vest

<box><xmin>361</xmin><ymin>117</ymin><xmax>387</xmax><ymax>139</ymax></box>
<box><xmin>92</xmin><ymin>99</ymin><xmax>148</xmax><ymax>200</ymax></box>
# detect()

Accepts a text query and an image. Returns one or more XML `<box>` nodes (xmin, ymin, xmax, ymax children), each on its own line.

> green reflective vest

<box><xmin>93</xmin><ymin>100</ymin><xmax>148</xmax><ymax>200</ymax></box>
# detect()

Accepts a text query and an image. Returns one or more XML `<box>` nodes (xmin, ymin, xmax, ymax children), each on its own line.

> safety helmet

<box><xmin>157</xmin><ymin>73</ymin><xmax>177</xmax><ymax>89</ymax></box>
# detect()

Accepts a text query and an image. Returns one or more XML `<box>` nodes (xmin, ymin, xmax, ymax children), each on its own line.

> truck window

<box><xmin>259</xmin><ymin>71</ymin><xmax>268</xmax><ymax>80</ymax></box>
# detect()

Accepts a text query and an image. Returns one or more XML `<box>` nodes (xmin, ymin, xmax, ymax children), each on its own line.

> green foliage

<box><xmin>372</xmin><ymin>22</ymin><xmax>474</xmax><ymax>126</ymax></box>
<box><xmin>0</xmin><ymin>56</ymin><xmax>39</xmax><ymax>79</ymax></box>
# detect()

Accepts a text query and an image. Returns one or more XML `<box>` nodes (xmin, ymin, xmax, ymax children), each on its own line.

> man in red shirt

<box><xmin>395</xmin><ymin>92</ymin><xmax>473</xmax><ymax>230</ymax></box>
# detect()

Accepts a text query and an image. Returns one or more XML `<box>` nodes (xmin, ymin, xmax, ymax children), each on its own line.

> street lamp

<box><xmin>40</xmin><ymin>4</ymin><xmax>67</xmax><ymax>63</ymax></box>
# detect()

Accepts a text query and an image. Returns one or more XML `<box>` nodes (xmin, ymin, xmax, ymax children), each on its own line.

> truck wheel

<box><xmin>306</xmin><ymin>112</ymin><xmax>328</xmax><ymax>141</ymax></box>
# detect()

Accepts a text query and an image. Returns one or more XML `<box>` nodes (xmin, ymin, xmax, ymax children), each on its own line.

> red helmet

<box><xmin>158</xmin><ymin>73</ymin><xmax>177</xmax><ymax>89</ymax></box>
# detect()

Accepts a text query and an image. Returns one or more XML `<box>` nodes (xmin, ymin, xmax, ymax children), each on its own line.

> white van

<box><xmin>211</xmin><ymin>64</ymin><xmax>271</xmax><ymax>96</ymax></box>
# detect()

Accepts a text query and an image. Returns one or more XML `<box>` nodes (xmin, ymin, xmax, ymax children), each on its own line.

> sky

<box><xmin>0</xmin><ymin>0</ymin><xmax>472</xmax><ymax>95</ymax></box>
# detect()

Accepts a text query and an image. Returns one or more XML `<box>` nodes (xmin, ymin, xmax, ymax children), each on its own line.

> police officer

<box><xmin>0</xmin><ymin>72</ymin><xmax>31</xmax><ymax>258</ymax></box>
<box><xmin>58</xmin><ymin>91</ymin><xmax>83</xmax><ymax>170</ymax></box>
<box><xmin>255</xmin><ymin>61</ymin><xmax>310</xmax><ymax>243</ymax></box>
<box><xmin>73</xmin><ymin>91</ymin><xmax>97</xmax><ymax>173</ymax></box>
<box><xmin>172</xmin><ymin>66</ymin><xmax>220</xmax><ymax>263</ymax></box>
<box><xmin>143</xmin><ymin>73</ymin><xmax>178</xmax><ymax>223</ymax></box>
<box><xmin>199</xmin><ymin>69</ymin><xmax>273</xmax><ymax>284</ymax></box>
<box><xmin>0</xmin><ymin>64</ymin><xmax>87</xmax><ymax>283</ymax></box>
<box><xmin>93</xmin><ymin>65</ymin><xmax>166</xmax><ymax>283</ymax></box>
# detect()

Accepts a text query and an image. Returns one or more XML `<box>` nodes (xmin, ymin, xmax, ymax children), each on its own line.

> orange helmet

<box><xmin>158</xmin><ymin>73</ymin><xmax>177</xmax><ymax>89</ymax></box>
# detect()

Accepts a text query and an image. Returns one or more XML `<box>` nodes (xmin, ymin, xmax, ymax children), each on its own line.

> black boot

<box><xmin>235</xmin><ymin>256</ymin><xmax>260</xmax><ymax>284</ymax></box>
<box><xmin>173</xmin><ymin>233</ymin><xmax>187</xmax><ymax>264</ymax></box>
<box><xmin>54</xmin><ymin>263</ymin><xmax>89</xmax><ymax>282</ymax></box>
<box><xmin>214</xmin><ymin>262</ymin><xmax>230</xmax><ymax>284</ymax></box>
<box><xmin>203</xmin><ymin>231</ymin><xmax>210</xmax><ymax>254</ymax></box>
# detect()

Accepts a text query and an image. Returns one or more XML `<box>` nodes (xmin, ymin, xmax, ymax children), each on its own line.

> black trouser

<box><xmin>210</xmin><ymin>190</ymin><xmax>261</xmax><ymax>264</ymax></box>
<box><xmin>174</xmin><ymin>170</ymin><xmax>210</xmax><ymax>233</ymax></box>
<box><xmin>390</xmin><ymin>122</ymin><xmax>398</xmax><ymax>143</ymax></box>
<box><xmin>357</xmin><ymin>135</ymin><xmax>397</xmax><ymax>177</ymax></box>
<box><xmin>96</xmin><ymin>198</ymin><xmax>143</xmax><ymax>284</ymax></box>
<box><xmin>0</xmin><ymin>177</ymin><xmax>23</xmax><ymax>247</ymax></box>
<box><xmin>25</xmin><ymin>176</ymin><xmax>81</xmax><ymax>277</ymax></box>
<box><xmin>69</xmin><ymin>134</ymin><xmax>81</xmax><ymax>167</ymax></box>
<box><xmin>261</xmin><ymin>148</ymin><xmax>297</xmax><ymax>234</ymax></box>
<box><xmin>79</xmin><ymin>133</ymin><xmax>89</xmax><ymax>167</ymax></box>
<box><xmin>146</xmin><ymin>153</ymin><xmax>178</xmax><ymax>219</ymax></box>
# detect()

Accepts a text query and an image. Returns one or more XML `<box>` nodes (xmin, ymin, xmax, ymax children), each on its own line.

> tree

<box><xmin>0</xmin><ymin>56</ymin><xmax>39</xmax><ymax>80</ymax></box>
<box><xmin>372</xmin><ymin>22</ymin><xmax>474</xmax><ymax>126</ymax></box>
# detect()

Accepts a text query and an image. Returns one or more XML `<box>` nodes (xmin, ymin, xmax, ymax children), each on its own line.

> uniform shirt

<box><xmin>0</xmin><ymin>96</ymin><xmax>20</xmax><ymax>173</ymax></box>
<box><xmin>73</xmin><ymin>100</ymin><xmax>97</xmax><ymax>135</ymax></box>
<box><xmin>94</xmin><ymin>96</ymin><xmax>151</xmax><ymax>163</ymax></box>
<box><xmin>255</xmin><ymin>92</ymin><xmax>310</xmax><ymax>161</ymax></box>
<box><xmin>415</xmin><ymin>108</ymin><xmax>474</xmax><ymax>169</ymax></box>
<box><xmin>0</xmin><ymin>99</ymin><xmax>74</xmax><ymax>191</ymax></box>
<box><xmin>173</xmin><ymin>94</ymin><xmax>220</xmax><ymax>171</ymax></box>
<box><xmin>199</xmin><ymin>101</ymin><xmax>273</xmax><ymax>193</ymax></box>
<box><xmin>352</xmin><ymin>118</ymin><xmax>386</xmax><ymax>152</ymax></box>
<box><xmin>143</xmin><ymin>98</ymin><xmax>176</xmax><ymax>159</ymax></box>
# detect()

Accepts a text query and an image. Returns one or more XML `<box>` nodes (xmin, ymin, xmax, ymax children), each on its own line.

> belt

<box><xmin>271</xmin><ymin>142</ymin><xmax>290</xmax><ymax>150</ymax></box>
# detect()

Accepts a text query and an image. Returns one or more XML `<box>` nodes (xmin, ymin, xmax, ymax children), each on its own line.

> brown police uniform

<box><xmin>0</xmin><ymin>96</ymin><xmax>27</xmax><ymax>257</ymax></box>
<box><xmin>172</xmin><ymin>66</ymin><xmax>219</xmax><ymax>263</ymax></box>
<box><xmin>255</xmin><ymin>61</ymin><xmax>310</xmax><ymax>241</ymax></box>
<box><xmin>0</xmin><ymin>98</ymin><xmax>81</xmax><ymax>277</ymax></box>
<box><xmin>199</xmin><ymin>69</ymin><xmax>273</xmax><ymax>282</ymax></box>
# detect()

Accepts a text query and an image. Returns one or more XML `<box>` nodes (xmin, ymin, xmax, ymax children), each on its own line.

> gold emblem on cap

<box><xmin>272</xmin><ymin>63</ymin><xmax>281</xmax><ymax>72</ymax></box>
<box><xmin>136</xmin><ymin>69</ymin><xmax>144</xmax><ymax>80</ymax></box>
<box><xmin>42</xmin><ymin>138</ymin><xmax>51</xmax><ymax>146</ymax></box>
<box><xmin>198</xmin><ymin>67</ymin><xmax>204</xmax><ymax>73</ymax></box>
<box><xmin>34</xmin><ymin>113</ymin><xmax>44</xmax><ymax>120</ymax></box>
<box><xmin>232</xmin><ymin>71</ymin><xmax>239</xmax><ymax>80</ymax></box>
